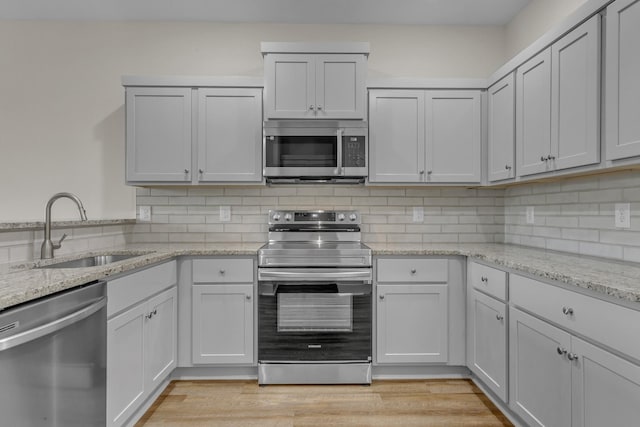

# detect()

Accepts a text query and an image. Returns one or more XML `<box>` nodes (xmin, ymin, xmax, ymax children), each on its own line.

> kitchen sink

<box><xmin>37</xmin><ymin>254</ymin><xmax>144</xmax><ymax>269</ymax></box>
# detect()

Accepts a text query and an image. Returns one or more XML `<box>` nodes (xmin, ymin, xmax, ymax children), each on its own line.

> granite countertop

<box><xmin>1</xmin><ymin>242</ymin><xmax>639</xmax><ymax>312</ymax></box>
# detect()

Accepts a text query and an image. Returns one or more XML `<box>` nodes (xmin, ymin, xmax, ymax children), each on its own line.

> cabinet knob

<box><xmin>219</xmin><ymin>269</ymin><xmax>225</xmax><ymax>275</ymax></box>
<box><xmin>481</xmin><ymin>276</ymin><xmax>488</xmax><ymax>283</ymax></box>
<box><xmin>410</xmin><ymin>269</ymin><xmax>417</xmax><ymax>274</ymax></box>
<box><xmin>419</xmin><ymin>170</ymin><xmax>425</xmax><ymax>175</ymax></box>
<box><xmin>505</xmin><ymin>165</ymin><xmax>512</xmax><ymax>170</ymax></box>
<box><xmin>557</xmin><ymin>346</ymin><xmax>567</xmax><ymax>355</ymax></box>
<box><xmin>562</xmin><ymin>306</ymin><xmax>574</xmax><ymax>316</ymax></box>
<box><xmin>317</xmin><ymin>105</ymin><xmax>323</xmax><ymax>110</ymax></box>
<box><xmin>496</xmin><ymin>314</ymin><xmax>504</xmax><ymax>321</ymax></box>
<box><xmin>184</xmin><ymin>169</ymin><xmax>189</xmax><ymax>174</ymax></box>
<box><xmin>309</xmin><ymin>105</ymin><xmax>315</xmax><ymax>111</ymax></box>
<box><xmin>199</xmin><ymin>169</ymin><xmax>204</xmax><ymax>174</ymax></box>
<box><xmin>379</xmin><ymin>294</ymin><xmax>385</xmax><ymax>300</ymax></box>
<box><xmin>246</xmin><ymin>294</ymin><xmax>252</xmax><ymax>300</ymax></box>
<box><xmin>567</xmin><ymin>352</ymin><xmax>579</xmax><ymax>361</ymax></box>
<box><xmin>548</xmin><ymin>154</ymin><xmax>556</xmax><ymax>160</ymax></box>
<box><xmin>427</xmin><ymin>170</ymin><xmax>433</xmax><ymax>175</ymax></box>
<box><xmin>540</xmin><ymin>156</ymin><xmax>548</xmax><ymax>162</ymax></box>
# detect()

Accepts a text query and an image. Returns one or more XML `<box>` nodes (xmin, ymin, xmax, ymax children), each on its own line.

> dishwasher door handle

<box><xmin>0</xmin><ymin>296</ymin><xmax>106</xmax><ymax>352</ymax></box>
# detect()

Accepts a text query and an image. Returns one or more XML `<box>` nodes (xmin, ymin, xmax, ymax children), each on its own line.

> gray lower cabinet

<box><xmin>106</xmin><ymin>261</ymin><xmax>177</xmax><ymax>427</ymax></box>
<box><xmin>191</xmin><ymin>258</ymin><xmax>255</xmax><ymax>365</ymax></box>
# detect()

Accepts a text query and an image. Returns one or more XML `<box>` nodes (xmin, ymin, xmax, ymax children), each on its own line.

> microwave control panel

<box><xmin>342</xmin><ymin>136</ymin><xmax>366</xmax><ymax>167</ymax></box>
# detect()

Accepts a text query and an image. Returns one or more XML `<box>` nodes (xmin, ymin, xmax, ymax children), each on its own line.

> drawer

<box><xmin>469</xmin><ymin>261</ymin><xmax>507</xmax><ymax>301</ymax></box>
<box><xmin>511</xmin><ymin>274</ymin><xmax>640</xmax><ymax>362</ymax></box>
<box><xmin>377</xmin><ymin>258</ymin><xmax>448</xmax><ymax>283</ymax></box>
<box><xmin>193</xmin><ymin>258</ymin><xmax>254</xmax><ymax>283</ymax></box>
<box><xmin>107</xmin><ymin>260</ymin><xmax>177</xmax><ymax>317</ymax></box>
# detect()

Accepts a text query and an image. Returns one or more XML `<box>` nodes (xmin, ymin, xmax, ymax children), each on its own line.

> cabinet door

<box><xmin>315</xmin><ymin>54</ymin><xmax>366</xmax><ymax>119</ymax></box>
<box><xmin>516</xmin><ymin>49</ymin><xmax>553</xmax><ymax>177</ymax></box>
<box><xmin>509</xmin><ymin>307</ymin><xmax>572</xmax><ymax>427</ymax></box>
<box><xmin>192</xmin><ymin>284</ymin><xmax>254</xmax><ymax>364</ymax></box>
<box><xmin>571</xmin><ymin>337</ymin><xmax>640</xmax><ymax>427</ymax></box>
<box><xmin>469</xmin><ymin>290</ymin><xmax>508</xmax><ymax>402</ymax></box>
<box><xmin>425</xmin><ymin>91</ymin><xmax>481</xmax><ymax>183</ymax></box>
<box><xmin>197</xmin><ymin>88</ymin><xmax>262</xmax><ymax>182</ymax></box>
<box><xmin>264</xmin><ymin>54</ymin><xmax>315</xmax><ymax>119</ymax></box>
<box><xmin>125</xmin><ymin>87</ymin><xmax>192</xmax><ymax>182</ymax></box>
<box><xmin>144</xmin><ymin>287</ymin><xmax>177</xmax><ymax>392</ymax></box>
<box><xmin>376</xmin><ymin>284</ymin><xmax>448</xmax><ymax>364</ymax></box>
<box><xmin>488</xmin><ymin>73</ymin><xmax>516</xmax><ymax>182</ymax></box>
<box><xmin>107</xmin><ymin>303</ymin><xmax>147</xmax><ymax>427</ymax></box>
<box><xmin>605</xmin><ymin>0</ymin><xmax>640</xmax><ymax>160</ymax></box>
<box><xmin>551</xmin><ymin>15</ymin><xmax>600</xmax><ymax>170</ymax></box>
<box><xmin>368</xmin><ymin>90</ymin><xmax>425</xmax><ymax>182</ymax></box>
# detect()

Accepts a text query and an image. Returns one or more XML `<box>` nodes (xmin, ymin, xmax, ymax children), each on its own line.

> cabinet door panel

<box><xmin>145</xmin><ymin>287</ymin><xmax>177</xmax><ymax>391</ymax></box>
<box><xmin>197</xmin><ymin>88</ymin><xmax>262</xmax><ymax>182</ymax></box>
<box><xmin>572</xmin><ymin>337</ymin><xmax>640</xmax><ymax>427</ymax></box>
<box><xmin>368</xmin><ymin>90</ymin><xmax>425</xmax><ymax>182</ymax></box>
<box><xmin>551</xmin><ymin>15</ymin><xmax>600</xmax><ymax>170</ymax></box>
<box><xmin>425</xmin><ymin>91</ymin><xmax>481</xmax><ymax>183</ymax></box>
<box><xmin>517</xmin><ymin>49</ymin><xmax>553</xmax><ymax>176</ymax></box>
<box><xmin>315</xmin><ymin>54</ymin><xmax>366</xmax><ymax>119</ymax></box>
<box><xmin>509</xmin><ymin>307</ymin><xmax>572</xmax><ymax>427</ymax></box>
<box><xmin>126</xmin><ymin>87</ymin><xmax>192</xmax><ymax>182</ymax></box>
<box><xmin>376</xmin><ymin>284</ymin><xmax>448</xmax><ymax>364</ymax></box>
<box><xmin>264</xmin><ymin>54</ymin><xmax>315</xmax><ymax>119</ymax></box>
<box><xmin>488</xmin><ymin>73</ymin><xmax>516</xmax><ymax>181</ymax></box>
<box><xmin>107</xmin><ymin>303</ymin><xmax>146</xmax><ymax>426</ymax></box>
<box><xmin>470</xmin><ymin>290</ymin><xmax>508</xmax><ymax>402</ymax></box>
<box><xmin>606</xmin><ymin>0</ymin><xmax>640</xmax><ymax>160</ymax></box>
<box><xmin>192</xmin><ymin>284</ymin><xmax>254</xmax><ymax>364</ymax></box>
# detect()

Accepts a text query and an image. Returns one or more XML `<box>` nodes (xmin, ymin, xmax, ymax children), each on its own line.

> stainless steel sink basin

<box><xmin>37</xmin><ymin>254</ymin><xmax>142</xmax><ymax>269</ymax></box>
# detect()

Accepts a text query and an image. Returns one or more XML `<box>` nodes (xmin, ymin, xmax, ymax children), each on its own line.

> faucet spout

<box><xmin>41</xmin><ymin>192</ymin><xmax>88</xmax><ymax>259</ymax></box>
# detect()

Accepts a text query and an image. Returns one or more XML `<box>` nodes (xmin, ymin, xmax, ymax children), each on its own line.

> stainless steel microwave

<box><xmin>263</xmin><ymin>121</ymin><xmax>368</xmax><ymax>184</ymax></box>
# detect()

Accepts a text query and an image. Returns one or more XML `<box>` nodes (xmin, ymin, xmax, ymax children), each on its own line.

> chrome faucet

<box><xmin>41</xmin><ymin>192</ymin><xmax>88</xmax><ymax>259</ymax></box>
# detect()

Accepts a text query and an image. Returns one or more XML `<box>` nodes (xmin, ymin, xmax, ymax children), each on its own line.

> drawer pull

<box><xmin>219</xmin><ymin>269</ymin><xmax>226</xmax><ymax>275</ymax></box>
<box><xmin>557</xmin><ymin>346</ymin><xmax>567</xmax><ymax>355</ymax></box>
<box><xmin>496</xmin><ymin>314</ymin><xmax>504</xmax><ymax>321</ymax></box>
<box><xmin>567</xmin><ymin>352</ymin><xmax>579</xmax><ymax>361</ymax></box>
<box><xmin>562</xmin><ymin>306</ymin><xmax>574</xmax><ymax>316</ymax></box>
<box><xmin>410</xmin><ymin>269</ymin><xmax>417</xmax><ymax>274</ymax></box>
<box><xmin>379</xmin><ymin>294</ymin><xmax>385</xmax><ymax>300</ymax></box>
<box><xmin>246</xmin><ymin>294</ymin><xmax>252</xmax><ymax>300</ymax></box>
<box><xmin>480</xmin><ymin>276</ymin><xmax>488</xmax><ymax>283</ymax></box>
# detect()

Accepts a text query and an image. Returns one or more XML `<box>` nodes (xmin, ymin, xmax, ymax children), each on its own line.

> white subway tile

<box><xmin>169</xmin><ymin>233</ymin><xmax>205</xmax><ymax>243</ymax></box>
<box><xmin>580</xmin><ymin>242</ymin><xmax>624</xmax><ymax>260</ymax></box>
<box><xmin>561</xmin><ymin>228</ymin><xmax>599</xmax><ymax>242</ymax></box>
<box><xmin>388</xmin><ymin>234</ymin><xmax>422</xmax><ymax>243</ymax></box>
<box><xmin>546</xmin><ymin>239</ymin><xmax>579</xmax><ymax>253</ymax></box>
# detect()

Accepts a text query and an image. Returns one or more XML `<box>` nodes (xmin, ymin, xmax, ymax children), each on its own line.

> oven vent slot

<box><xmin>0</xmin><ymin>321</ymin><xmax>19</xmax><ymax>335</ymax></box>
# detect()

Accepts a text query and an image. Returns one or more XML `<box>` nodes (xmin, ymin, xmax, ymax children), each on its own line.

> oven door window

<box><xmin>265</xmin><ymin>136</ymin><xmax>337</xmax><ymax>168</ymax></box>
<box><xmin>278</xmin><ymin>292</ymin><xmax>352</xmax><ymax>332</ymax></box>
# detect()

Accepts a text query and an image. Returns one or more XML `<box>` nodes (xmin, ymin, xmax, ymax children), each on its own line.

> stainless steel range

<box><xmin>257</xmin><ymin>210</ymin><xmax>372</xmax><ymax>385</ymax></box>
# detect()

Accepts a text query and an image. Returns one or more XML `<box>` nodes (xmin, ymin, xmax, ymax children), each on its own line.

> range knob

<box><xmin>337</xmin><ymin>213</ymin><xmax>346</xmax><ymax>221</ymax></box>
<box><xmin>284</xmin><ymin>213</ymin><xmax>292</xmax><ymax>222</ymax></box>
<box><xmin>349</xmin><ymin>213</ymin><xmax>357</xmax><ymax>221</ymax></box>
<box><xmin>272</xmin><ymin>213</ymin><xmax>281</xmax><ymax>221</ymax></box>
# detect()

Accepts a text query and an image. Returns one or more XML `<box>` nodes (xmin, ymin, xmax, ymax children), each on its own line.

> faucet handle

<box><xmin>53</xmin><ymin>233</ymin><xmax>68</xmax><ymax>249</ymax></box>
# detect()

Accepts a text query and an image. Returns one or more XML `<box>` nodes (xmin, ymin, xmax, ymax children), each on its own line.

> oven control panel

<box><xmin>269</xmin><ymin>210</ymin><xmax>360</xmax><ymax>225</ymax></box>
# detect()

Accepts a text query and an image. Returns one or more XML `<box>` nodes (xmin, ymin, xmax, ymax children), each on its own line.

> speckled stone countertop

<box><xmin>1</xmin><ymin>242</ymin><xmax>639</xmax><ymax>312</ymax></box>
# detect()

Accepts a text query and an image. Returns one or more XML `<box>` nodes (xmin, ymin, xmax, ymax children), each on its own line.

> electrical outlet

<box><xmin>614</xmin><ymin>203</ymin><xmax>630</xmax><ymax>228</ymax></box>
<box><xmin>220</xmin><ymin>206</ymin><xmax>231</xmax><ymax>222</ymax></box>
<box><xmin>413</xmin><ymin>207</ymin><xmax>424</xmax><ymax>222</ymax></box>
<box><xmin>138</xmin><ymin>206</ymin><xmax>151</xmax><ymax>222</ymax></box>
<box><xmin>526</xmin><ymin>206</ymin><xmax>535</xmax><ymax>224</ymax></box>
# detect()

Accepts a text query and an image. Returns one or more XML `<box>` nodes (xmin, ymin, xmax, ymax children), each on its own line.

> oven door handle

<box><xmin>258</xmin><ymin>269</ymin><xmax>372</xmax><ymax>282</ymax></box>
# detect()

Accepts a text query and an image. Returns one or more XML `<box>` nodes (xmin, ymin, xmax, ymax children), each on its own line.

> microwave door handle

<box><xmin>337</xmin><ymin>128</ymin><xmax>344</xmax><ymax>176</ymax></box>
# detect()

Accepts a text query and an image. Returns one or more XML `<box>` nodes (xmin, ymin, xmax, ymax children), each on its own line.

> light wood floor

<box><xmin>136</xmin><ymin>379</ymin><xmax>513</xmax><ymax>426</ymax></box>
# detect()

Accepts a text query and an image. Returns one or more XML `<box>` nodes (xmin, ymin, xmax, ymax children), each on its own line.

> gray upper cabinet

<box><xmin>369</xmin><ymin>89</ymin><xmax>481</xmax><ymax>184</ymax></box>
<box><xmin>125</xmin><ymin>84</ymin><xmax>263</xmax><ymax>185</ymax></box>
<box><xmin>264</xmin><ymin>53</ymin><xmax>366</xmax><ymax>120</ymax></box>
<box><xmin>488</xmin><ymin>73</ymin><xmax>516</xmax><ymax>182</ymax></box>
<box><xmin>605</xmin><ymin>0</ymin><xmax>640</xmax><ymax>161</ymax></box>
<box><xmin>126</xmin><ymin>87</ymin><xmax>192</xmax><ymax>183</ymax></box>
<box><xmin>197</xmin><ymin>88</ymin><xmax>263</xmax><ymax>182</ymax></box>
<box><xmin>516</xmin><ymin>15</ymin><xmax>600</xmax><ymax>178</ymax></box>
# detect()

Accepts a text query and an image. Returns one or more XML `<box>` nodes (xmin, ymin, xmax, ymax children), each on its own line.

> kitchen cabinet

<box><xmin>369</xmin><ymin>90</ymin><xmax>481</xmax><ymax>183</ymax></box>
<box><xmin>107</xmin><ymin>261</ymin><xmax>177</xmax><ymax>427</ymax></box>
<box><xmin>191</xmin><ymin>258</ymin><xmax>255</xmax><ymax>365</ymax></box>
<box><xmin>263</xmin><ymin>53</ymin><xmax>367</xmax><ymax>120</ymax></box>
<box><xmin>605</xmin><ymin>0</ymin><xmax>640</xmax><ymax>161</ymax></box>
<box><xmin>487</xmin><ymin>73</ymin><xmax>515</xmax><ymax>182</ymax></box>
<box><xmin>376</xmin><ymin>258</ymin><xmax>449</xmax><ymax>364</ymax></box>
<box><xmin>516</xmin><ymin>15</ymin><xmax>600</xmax><ymax>177</ymax></box>
<box><xmin>125</xmin><ymin>87</ymin><xmax>192</xmax><ymax>183</ymax></box>
<box><xmin>197</xmin><ymin>88</ymin><xmax>262</xmax><ymax>182</ymax></box>
<box><xmin>125</xmin><ymin>85</ymin><xmax>263</xmax><ymax>184</ymax></box>
<box><xmin>466</xmin><ymin>261</ymin><xmax>508</xmax><ymax>402</ymax></box>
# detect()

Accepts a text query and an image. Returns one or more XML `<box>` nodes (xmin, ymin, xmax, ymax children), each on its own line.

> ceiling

<box><xmin>0</xmin><ymin>0</ymin><xmax>531</xmax><ymax>25</ymax></box>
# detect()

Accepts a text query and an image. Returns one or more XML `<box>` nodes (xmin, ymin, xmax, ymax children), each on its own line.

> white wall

<box><xmin>0</xmin><ymin>21</ymin><xmax>505</xmax><ymax>222</ymax></box>
<box><xmin>505</xmin><ymin>0</ymin><xmax>588</xmax><ymax>57</ymax></box>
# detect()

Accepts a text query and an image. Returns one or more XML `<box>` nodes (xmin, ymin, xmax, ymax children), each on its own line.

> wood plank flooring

<box><xmin>136</xmin><ymin>379</ymin><xmax>513</xmax><ymax>426</ymax></box>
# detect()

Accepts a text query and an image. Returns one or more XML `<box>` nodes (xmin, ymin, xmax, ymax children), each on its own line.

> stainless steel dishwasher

<box><xmin>0</xmin><ymin>281</ymin><xmax>107</xmax><ymax>426</ymax></box>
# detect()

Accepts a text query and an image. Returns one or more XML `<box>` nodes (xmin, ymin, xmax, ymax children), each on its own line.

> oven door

<box><xmin>258</xmin><ymin>274</ymin><xmax>372</xmax><ymax>362</ymax></box>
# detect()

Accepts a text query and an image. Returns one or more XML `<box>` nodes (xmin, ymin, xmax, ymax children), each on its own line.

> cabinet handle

<box><xmin>548</xmin><ymin>154</ymin><xmax>556</xmax><ymax>160</ymax></box>
<box><xmin>562</xmin><ymin>306</ymin><xmax>574</xmax><ymax>316</ymax></box>
<box><xmin>246</xmin><ymin>294</ymin><xmax>252</xmax><ymax>300</ymax></box>
<box><xmin>419</xmin><ymin>170</ymin><xmax>425</xmax><ymax>175</ymax></box>
<box><xmin>505</xmin><ymin>165</ymin><xmax>512</xmax><ymax>170</ymax></box>
<box><xmin>219</xmin><ymin>269</ymin><xmax>225</xmax><ymax>275</ymax></box>
<box><xmin>309</xmin><ymin>105</ymin><xmax>315</xmax><ymax>111</ymax></box>
<box><xmin>317</xmin><ymin>105</ymin><xmax>322</xmax><ymax>110</ymax></box>
<box><xmin>480</xmin><ymin>276</ymin><xmax>488</xmax><ymax>283</ymax></box>
<box><xmin>184</xmin><ymin>169</ymin><xmax>189</xmax><ymax>174</ymax></box>
<box><xmin>410</xmin><ymin>269</ymin><xmax>417</xmax><ymax>274</ymax></box>
<box><xmin>540</xmin><ymin>156</ymin><xmax>548</xmax><ymax>162</ymax></box>
<box><xmin>145</xmin><ymin>309</ymin><xmax>157</xmax><ymax>320</ymax></box>
<box><xmin>496</xmin><ymin>314</ymin><xmax>504</xmax><ymax>321</ymax></box>
<box><xmin>567</xmin><ymin>352</ymin><xmax>579</xmax><ymax>361</ymax></box>
<box><xmin>199</xmin><ymin>169</ymin><xmax>204</xmax><ymax>174</ymax></box>
<box><xmin>379</xmin><ymin>294</ymin><xmax>385</xmax><ymax>300</ymax></box>
<box><xmin>557</xmin><ymin>346</ymin><xmax>567</xmax><ymax>355</ymax></box>
<box><xmin>427</xmin><ymin>170</ymin><xmax>433</xmax><ymax>175</ymax></box>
